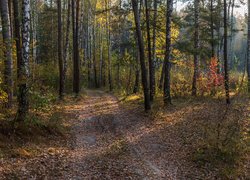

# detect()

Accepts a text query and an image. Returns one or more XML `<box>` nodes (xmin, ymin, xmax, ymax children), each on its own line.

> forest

<box><xmin>0</xmin><ymin>0</ymin><xmax>249</xmax><ymax>179</ymax></box>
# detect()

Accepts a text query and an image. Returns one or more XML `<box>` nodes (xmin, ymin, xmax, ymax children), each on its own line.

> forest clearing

<box><xmin>0</xmin><ymin>0</ymin><xmax>249</xmax><ymax>179</ymax></box>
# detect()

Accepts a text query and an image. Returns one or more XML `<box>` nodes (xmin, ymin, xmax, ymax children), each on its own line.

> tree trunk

<box><xmin>159</xmin><ymin>64</ymin><xmax>165</xmax><ymax>90</ymax></box>
<box><xmin>248</xmin><ymin>0</ymin><xmax>250</xmax><ymax>93</ymax></box>
<box><xmin>224</xmin><ymin>0</ymin><xmax>230</xmax><ymax>104</ymax></box>
<box><xmin>216</xmin><ymin>0</ymin><xmax>222</xmax><ymax>73</ymax></box>
<box><xmin>63</xmin><ymin>0</ymin><xmax>71</xmax><ymax>89</ymax></box>
<box><xmin>126</xmin><ymin>65</ymin><xmax>132</xmax><ymax>95</ymax></box>
<box><xmin>8</xmin><ymin>0</ymin><xmax>13</xmax><ymax>37</ymax></box>
<box><xmin>57</xmin><ymin>0</ymin><xmax>64</xmax><ymax>99</ymax></box>
<box><xmin>133</xmin><ymin>48</ymin><xmax>140</xmax><ymax>94</ymax></box>
<box><xmin>210</xmin><ymin>0</ymin><xmax>215</xmax><ymax>58</ymax></box>
<box><xmin>0</xmin><ymin>0</ymin><xmax>13</xmax><ymax>108</ymax></box>
<box><xmin>72</xmin><ymin>0</ymin><xmax>80</xmax><ymax>94</ymax></box>
<box><xmin>152</xmin><ymin>0</ymin><xmax>157</xmax><ymax>90</ymax></box>
<box><xmin>99</xmin><ymin>25</ymin><xmax>104</xmax><ymax>87</ymax></box>
<box><xmin>163</xmin><ymin>0</ymin><xmax>173</xmax><ymax>105</ymax></box>
<box><xmin>93</xmin><ymin>20</ymin><xmax>98</xmax><ymax>88</ymax></box>
<box><xmin>106</xmin><ymin>0</ymin><xmax>113</xmax><ymax>92</ymax></box>
<box><xmin>228</xmin><ymin>0</ymin><xmax>235</xmax><ymax>69</ymax></box>
<box><xmin>13</xmin><ymin>0</ymin><xmax>22</xmax><ymax>78</ymax></box>
<box><xmin>145</xmin><ymin>0</ymin><xmax>155</xmax><ymax>102</ymax></box>
<box><xmin>17</xmin><ymin>0</ymin><xmax>31</xmax><ymax>121</ymax></box>
<box><xmin>131</xmin><ymin>0</ymin><xmax>151</xmax><ymax>111</ymax></box>
<box><xmin>192</xmin><ymin>0</ymin><xmax>200</xmax><ymax>96</ymax></box>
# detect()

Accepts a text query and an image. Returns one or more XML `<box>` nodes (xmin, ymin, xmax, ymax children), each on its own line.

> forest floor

<box><xmin>0</xmin><ymin>90</ymin><xmax>249</xmax><ymax>179</ymax></box>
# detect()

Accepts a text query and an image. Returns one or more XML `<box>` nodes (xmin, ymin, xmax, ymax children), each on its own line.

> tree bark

<box><xmin>72</xmin><ymin>0</ymin><xmax>80</xmax><ymax>94</ymax></box>
<box><xmin>0</xmin><ymin>0</ymin><xmax>13</xmax><ymax>108</ymax></box>
<box><xmin>145</xmin><ymin>0</ymin><xmax>155</xmax><ymax>102</ymax></box>
<box><xmin>159</xmin><ymin>64</ymin><xmax>165</xmax><ymax>90</ymax></box>
<box><xmin>192</xmin><ymin>0</ymin><xmax>199</xmax><ymax>96</ymax></box>
<box><xmin>63</xmin><ymin>0</ymin><xmax>71</xmax><ymax>90</ymax></box>
<box><xmin>163</xmin><ymin>0</ymin><xmax>173</xmax><ymax>105</ymax></box>
<box><xmin>105</xmin><ymin>0</ymin><xmax>113</xmax><ymax>91</ymax></box>
<box><xmin>152</xmin><ymin>0</ymin><xmax>157</xmax><ymax>90</ymax></box>
<box><xmin>248</xmin><ymin>0</ymin><xmax>250</xmax><ymax>94</ymax></box>
<box><xmin>13</xmin><ymin>0</ymin><xmax>22</xmax><ymax>78</ymax></box>
<box><xmin>224</xmin><ymin>0</ymin><xmax>230</xmax><ymax>104</ymax></box>
<box><xmin>8</xmin><ymin>0</ymin><xmax>13</xmax><ymax>37</ymax></box>
<box><xmin>210</xmin><ymin>0</ymin><xmax>215</xmax><ymax>58</ymax></box>
<box><xmin>93</xmin><ymin>19</ymin><xmax>98</xmax><ymax>88</ymax></box>
<box><xmin>58</xmin><ymin>0</ymin><xmax>64</xmax><ymax>99</ymax></box>
<box><xmin>17</xmin><ymin>0</ymin><xmax>31</xmax><ymax>121</ymax></box>
<box><xmin>99</xmin><ymin>25</ymin><xmax>104</xmax><ymax>87</ymax></box>
<box><xmin>131</xmin><ymin>0</ymin><xmax>151</xmax><ymax>111</ymax></box>
<box><xmin>133</xmin><ymin>46</ymin><xmax>140</xmax><ymax>94</ymax></box>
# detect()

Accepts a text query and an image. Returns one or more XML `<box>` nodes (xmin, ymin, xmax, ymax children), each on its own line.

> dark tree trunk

<box><xmin>133</xmin><ymin>49</ymin><xmax>140</xmax><ymax>94</ymax></box>
<box><xmin>0</xmin><ymin>0</ymin><xmax>13</xmax><ymax>108</ymax></box>
<box><xmin>248</xmin><ymin>0</ymin><xmax>250</xmax><ymax>93</ymax></box>
<box><xmin>224</xmin><ymin>0</ymin><xmax>230</xmax><ymax>104</ymax></box>
<box><xmin>126</xmin><ymin>65</ymin><xmax>132</xmax><ymax>95</ymax></box>
<box><xmin>106</xmin><ymin>0</ymin><xmax>113</xmax><ymax>92</ymax></box>
<box><xmin>72</xmin><ymin>0</ymin><xmax>80</xmax><ymax>94</ymax></box>
<box><xmin>93</xmin><ymin>22</ymin><xmax>98</xmax><ymax>88</ymax></box>
<box><xmin>57</xmin><ymin>0</ymin><xmax>64</xmax><ymax>99</ymax></box>
<box><xmin>210</xmin><ymin>0</ymin><xmax>215</xmax><ymax>57</ymax></box>
<box><xmin>192</xmin><ymin>0</ymin><xmax>200</xmax><ymax>96</ymax></box>
<box><xmin>159</xmin><ymin>64</ymin><xmax>165</xmax><ymax>90</ymax></box>
<box><xmin>163</xmin><ymin>0</ymin><xmax>173</xmax><ymax>105</ymax></box>
<box><xmin>131</xmin><ymin>0</ymin><xmax>151</xmax><ymax>111</ymax></box>
<box><xmin>63</xmin><ymin>0</ymin><xmax>71</xmax><ymax>89</ymax></box>
<box><xmin>99</xmin><ymin>26</ymin><xmax>104</xmax><ymax>87</ymax></box>
<box><xmin>145</xmin><ymin>0</ymin><xmax>155</xmax><ymax>102</ymax></box>
<box><xmin>152</xmin><ymin>0</ymin><xmax>157</xmax><ymax>90</ymax></box>
<box><xmin>13</xmin><ymin>0</ymin><xmax>22</xmax><ymax>79</ymax></box>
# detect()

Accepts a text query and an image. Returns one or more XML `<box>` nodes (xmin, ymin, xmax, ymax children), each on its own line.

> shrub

<box><xmin>0</xmin><ymin>77</ymin><xmax>8</xmax><ymax>116</ymax></box>
<box><xmin>193</xmin><ymin>105</ymin><xmax>247</xmax><ymax>178</ymax></box>
<box><xmin>198</xmin><ymin>57</ymin><xmax>224</xmax><ymax>96</ymax></box>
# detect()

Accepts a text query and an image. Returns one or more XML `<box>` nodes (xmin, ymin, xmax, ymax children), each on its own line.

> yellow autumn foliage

<box><xmin>0</xmin><ymin>77</ymin><xmax>8</xmax><ymax>105</ymax></box>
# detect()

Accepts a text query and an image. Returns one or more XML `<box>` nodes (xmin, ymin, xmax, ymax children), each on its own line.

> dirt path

<box><xmin>58</xmin><ymin>90</ymin><xmax>195</xmax><ymax>179</ymax></box>
<box><xmin>1</xmin><ymin>90</ymin><xmax>216</xmax><ymax>179</ymax></box>
<box><xmin>62</xmin><ymin>90</ymin><xmax>170</xmax><ymax>179</ymax></box>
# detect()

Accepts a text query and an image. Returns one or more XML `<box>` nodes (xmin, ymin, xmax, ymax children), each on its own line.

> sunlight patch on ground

<box><xmin>125</xmin><ymin>95</ymin><xmax>141</xmax><ymax>102</ymax></box>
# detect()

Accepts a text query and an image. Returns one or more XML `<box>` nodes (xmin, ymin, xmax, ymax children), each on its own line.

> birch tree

<box><xmin>17</xmin><ymin>0</ymin><xmax>31</xmax><ymax>121</ymax></box>
<box><xmin>0</xmin><ymin>0</ymin><xmax>13</xmax><ymax>108</ymax></box>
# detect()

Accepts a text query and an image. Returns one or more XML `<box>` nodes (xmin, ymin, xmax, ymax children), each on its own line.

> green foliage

<box><xmin>0</xmin><ymin>77</ymin><xmax>8</xmax><ymax>118</ymax></box>
<box><xmin>29</xmin><ymin>89</ymin><xmax>57</xmax><ymax>112</ymax></box>
<box><xmin>37</xmin><ymin>6</ymin><xmax>58</xmax><ymax>63</ymax></box>
<box><xmin>171</xmin><ymin>68</ymin><xmax>192</xmax><ymax>97</ymax></box>
<box><xmin>230</xmin><ymin>71</ymin><xmax>246</xmax><ymax>93</ymax></box>
<box><xmin>193</xmin><ymin>106</ymin><xmax>248</xmax><ymax>178</ymax></box>
<box><xmin>0</xmin><ymin>87</ymin><xmax>8</xmax><ymax>106</ymax></box>
<box><xmin>33</xmin><ymin>63</ymin><xmax>59</xmax><ymax>90</ymax></box>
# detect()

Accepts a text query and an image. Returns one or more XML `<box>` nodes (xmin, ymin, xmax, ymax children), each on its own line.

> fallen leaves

<box><xmin>0</xmin><ymin>90</ymin><xmax>249</xmax><ymax>179</ymax></box>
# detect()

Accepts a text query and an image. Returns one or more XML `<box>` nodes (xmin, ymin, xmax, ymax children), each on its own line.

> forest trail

<box><xmin>63</xmin><ymin>90</ymin><xmax>174</xmax><ymax>179</ymax></box>
<box><xmin>59</xmin><ymin>90</ymin><xmax>200</xmax><ymax>179</ymax></box>
<box><xmin>1</xmin><ymin>90</ymin><xmax>216</xmax><ymax>179</ymax></box>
